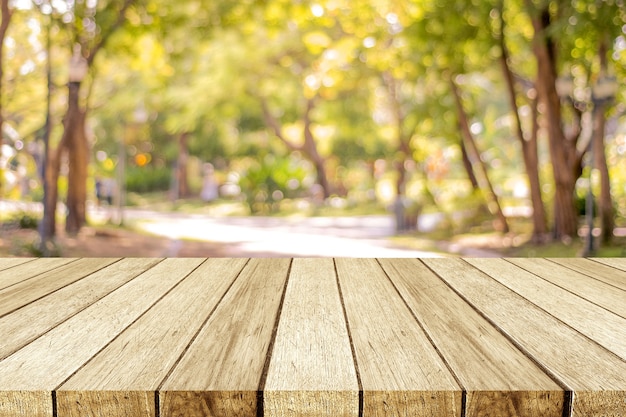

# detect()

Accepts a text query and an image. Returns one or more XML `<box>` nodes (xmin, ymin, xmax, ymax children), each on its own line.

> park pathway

<box><xmin>131</xmin><ymin>212</ymin><xmax>442</xmax><ymax>257</ymax></box>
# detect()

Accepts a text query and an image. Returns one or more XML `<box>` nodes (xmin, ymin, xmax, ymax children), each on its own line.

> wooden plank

<box><xmin>506</xmin><ymin>258</ymin><xmax>626</xmax><ymax>318</ymax></box>
<box><xmin>0</xmin><ymin>258</ymin><xmax>204</xmax><ymax>417</ymax></box>
<box><xmin>379</xmin><ymin>258</ymin><xmax>564</xmax><ymax>417</ymax></box>
<box><xmin>335</xmin><ymin>258</ymin><xmax>461</xmax><ymax>417</ymax></box>
<box><xmin>159</xmin><ymin>258</ymin><xmax>291</xmax><ymax>417</ymax></box>
<box><xmin>0</xmin><ymin>258</ymin><xmax>34</xmax><ymax>271</ymax></box>
<box><xmin>424</xmin><ymin>258</ymin><xmax>626</xmax><ymax>417</ymax></box>
<box><xmin>0</xmin><ymin>258</ymin><xmax>76</xmax><ymax>290</ymax></box>
<box><xmin>0</xmin><ymin>258</ymin><xmax>118</xmax><ymax>317</ymax></box>
<box><xmin>264</xmin><ymin>258</ymin><xmax>359</xmax><ymax>417</ymax></box>
<box><xmin>0</xmin><ymin>392</ymin><xmax>52</xmax><ymax>417</ymax></box>
<box><xmin>549</xmin><ymin>258</ymin><xmax>626</xmax><ymax>291</ymax></box>
<box><xmin>467</xmin><ymin>258</ymin><xmax>626</xmax><ymax>361</ymax></box>
<box><xmin>592</xmin><ymin>257</ymin><xmax>626</xmax><ymax>273</ymax></box>
<box><xmin>0</xmin><ymin>258</ymin><xmax>162</xmax><ymax>360</ymax></box>
<box><xmin>56</xmin><ymin>258</ymin><xmax>248</xmax><ymax>417</ymax></box>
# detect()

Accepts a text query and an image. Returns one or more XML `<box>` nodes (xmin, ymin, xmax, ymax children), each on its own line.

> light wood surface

<box><xmin>0</xmin><ymin>257</ymin><xmax>625</xmax><ymax>417</ymax></box>
<box><xmin>0</xmin><ymin>258</ymin><xmax>161</xmax><ymax>360</ymax></box>
<box><xmin>264</xmin><ymin>258</ymin><xmax>359</xmax><ymax>417</ymax></box>
<box><xmin>592</xmin><ymin>257</ymin><xmax>626</xmax><ymax>271</ymax></box>
<box><xmin>335</xmin><ymin>258</ymin><xmax>462</xmax><ymax>417</ymax></box>
<box><xmin>0</xmin><ymin>258</ymin><xmax>117</xmax><ymax>317</ymax></box>
<box><xmin>0</xmin><ymin>258</ymin><xmax>33</xmax><ymax>271</ymax></box>
<box><xmin>0</xmin><ymin>258</ymin><xmax>204</xmax><ymax>417</ymax></box>
<box><xmin>423</xmin><ymin>258</ymin><xmax>626</xmax><ymax>417</ymax></box>
<box><xmin>379</xmin><ymin>258</ymin><xmax>564</xmax><ymax>417</ymax></box>
<box><xmin>159</xmin><ymin>258</ymin><xmax>291</xmax><ymax>417</ymax></box>
<box><xmin>57</xmin><ymin>258</ymin><xmax>248</xmax><ymax>417</ymax></box>
<box><xmin>466</xmin><ymin>258</ymin><xmax>626</xmax><ymax>360</ymax></box>
<box><xmin>506</xmin><ymin>258</ymin><xmax>626</xmax><ymax>318</ymax></box>
<box><xmin>548</xmin><ymin>258</ymin><xmax>626</xmax><ymax>291</ymax></box>
<box><xmin>0</xmin><ymin>258</ymin><xmax>76</xmax><ymax>290</ymax></box>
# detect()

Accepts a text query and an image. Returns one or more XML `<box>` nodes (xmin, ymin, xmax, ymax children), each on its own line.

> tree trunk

<box><xmin>460</xmin><ymin>141</ymin><xmax>479</xmax><ymax>190</ymax></box>
<box><xmin>39</xmin><ymin>15</ymin><xmax>56</xmax><ymax>255</ymax></box>
<box><xmin>42</xmin><ymin>147</ymin><xmax>62</xmax><ymax>242</ymax></box>
<box><xmin>177</xmin><ymin>132</ymin><xmax>190</xmax><ymax>198</ymax></box>
<box><xmin>527</xmin><ymin>3</ymin><xmax>578</xmax><ymax>239</ymax></box>
<box><xmin>260</xmin><ymin>95</ymin><xmax>330</xmax><ymax>199</ymax></box>
<box><xmin>525</xmin><ymin>97</ymin><xmax>547</xmax><ymax>241</ymax></box>
<box><xmin>594</xmin><ymin>38</ymin><xmax>614</xmax><ymax>244</ymax></box>
<box><xmin>64</xmin><ymin>82</ymin><xmax>89</xmax><ymax>235</ymax></box>
<box><xmin>498</xmin><ymin>23</ymin><xmax>547</xmax><ymax>240</ymax></box>
<box><xmin>302</xmin><ymin>98</ymin><xmax>330</xmax><ymax>198</ymax></box>
<box><xmin>0</xmin><ymin>0</ymin><xmax>12</xmax><ymax>197</ymax></box>
<box><xmin>592</xmin><ymin>103</ymin><xmax>614</xmax><ymax>244</ymax></box>
<box><xmin>450</xmin><ymin>77</ymin><xmax>509</xmax><ymax>233</ymax></box>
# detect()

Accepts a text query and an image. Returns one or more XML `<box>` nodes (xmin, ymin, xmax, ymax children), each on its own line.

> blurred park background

<box><xmin>1</xmin><ymin>0</ymin><xmax>625</xmax><ymax>258</ymax></box>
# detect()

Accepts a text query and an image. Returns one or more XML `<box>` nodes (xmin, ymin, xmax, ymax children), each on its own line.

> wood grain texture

<box><xmin>334</xmin><ymin>258</ymin><xmax>461</xmax><ymax>417</ymax></box>
<box><xmin>57</xmin><ymin>258</ymin><xmax>248</xmax><ymax>417</ymax></box>
<box><xmin>379</xmin><ymin>258</ymin><xmax>563</xmax><ymax>417</ymax></box>
<box><xmin>0</xmin><ymin>258</ymin><xmax>162</xmax><ymax>360</ymax></box>
<box><xmin>0</xmin><ymin>258</ymin><xmax>76</xmax><ymax>290</ymax></box>
<box><xmin>466</xmin><ymin>258</ymin><xmax>626</xmax><ymax>361</ymax></box>
<box><xmin>548</xmin><ymin>258</ymin><xmax>626</xmax><ymax>291</ymax></box>
<box><xmin>363</xmin><ymin>391</ymin><xmax>460</xmax><ymax>417</ymax></box>
<box><xmin>465</xmin><ymin>391</ymin><xmax>564</xmax><ymax>417</ymax></box>
<box><xmin>55</xmin><ymin>391</ymin><xmax>154</xmax><ymax>417</ymax></box>
<box><xmin>424</xmin><ymin>258</ymin><xmax>626</xmax><ymax>416</ymax></box>
<box><xmin>160</xmin><ymin>391</ymin><xmax>257</xmax><ymax>417</ymax></box>
<box><xmin>264</xmin><ymin>258</ymin><xmax>358</xmax><ymax>417</ymax></box>
<box><xmin>572</xmin><ymin>391</ymin><xmax>626</xmax><ymax>417</ymax></box>
<box><xmin>506</xmin><ymin>258</ymin><xmax>626</xmax><ymax>318</ymax></box>
<box><xmin>0</xmin><ymin>258</ymin><xmax>117</xmax><ymax>317</ymax></box>
<box><xmin>592</xmin><ymin>257</ymin><xmax>626</xmax><ymax>272</ymax></box>
<box><xmin>0</xmin><ymin>258</ymin><xmax>203</xmax><ymax>395</ymax></box>
<box><xmin>160</xmin><ymin>258</ymin><xmax>291</xmax><ymax>417</ymax></box>
<box><xmin>0</xmin><ymin>391</ymin><xmax>52</xmax><ymax>417</ymax></box>
<box><xmin>0</xmin><ymin>258</ymin><xmax>33</xmax><ymax>271</ymax></box>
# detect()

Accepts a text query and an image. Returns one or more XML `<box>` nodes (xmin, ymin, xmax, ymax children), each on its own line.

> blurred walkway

<box><xmin>129</xmin><ymin>211</ymin><xmax>441</xmax><ymax>257</ymax></box>
<box><xmin>1</xmin><ymin>200</ymin><xmax>493</xmax><ymax>257</ymax></box>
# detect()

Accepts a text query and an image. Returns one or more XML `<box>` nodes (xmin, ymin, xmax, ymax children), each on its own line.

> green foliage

<box><xmin>3</xmin><ymin>0</ymin><xmax>625</xmax><ymax>244</ymax></box>
<box><xmin>238</xmin><ymin>153</ymin><xmax>310</xmax><ymax>214</ymax></box>
<box><xmin>125</xmin><ymin>165</ymin><xmax>171</xmax><ymax>193</ymax></box>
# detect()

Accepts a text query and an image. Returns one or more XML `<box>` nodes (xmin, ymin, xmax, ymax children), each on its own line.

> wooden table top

<box><xmin>0</xmin><ymin>257</ymin><xmax>624</xmax><ymax>417</ymax></box>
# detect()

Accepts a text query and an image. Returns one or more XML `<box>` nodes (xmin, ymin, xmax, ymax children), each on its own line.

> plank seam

<box><xmin>562</xmin><ymin>390</ymin><xmax>573</xmax><ymax>417</ymax></box>
<box><xmin>156</xmin><ymin>258</ymin><xmax>251</xmax><ymax>392</ymax></box>
<box><xmin>424</xmin><ymin>259</ymin><xmax>574</xmax><ymax>394</ymax></box>
<box><xmin>52</xmin><ymin>390</ymin><xmax>58</xmax><ymax>417</ymax></box>
<box><xmin>333</xmin><ymin>258</ymin><xmax>363</xmax><ymax>417</ymax></box>
<box><xmin>155</xmin><ymin>391</ymin><xmax>160</xmax><ymax>417</ymax></box>
<box><xmin>0</xmin><ymin>258</ymin><xmax>78</xmax><ymax>291</ymax></box>
<box><xmin>55</xmin><ymin>258</ymin><xmax>209</xmax><ymax>391</ymax></box>
<box><xmin>376</xmin><ymin>258</ymin><xmax>467</xmax><ymax>417</ymax></box>
<box><xmin>257</xmin><ymin>258</ymin><xmax>293</xmax><ymax>417</ymax></box>
<box><xmin>545</xmin><ymin>258</ymin><xmax>626</xmax><ymax>293</ymax></box>
<box><xmin>495</xmin><ymin>259</ymin><xmax>626</xmax><ymax>364</ymax></box>
<box><xmin>0</xmin><ymin>258</ymin><xmax>123</xmax><ymax>320</ymax></box>
<box><xmin>0</xmin><ymin>258</ymin><xmax>166</xmax><ymax>362</ymax></box>
<box><xmin>0</xmin><ymin>258</ymin><xmax>36</xmax><ymax>273</ymax></box>
<box><xmin>590</xmin><ymin>258</ymin><xmax>626</xmax><ymax>273</ymax></box>
<box><xmin>503</xmin><ymin>258</ymin><xmax>626</xmax><ymax>320</ymax></box>
<box><xmin>0</xmin><ymin>258</ymin><xmax>79</xmax><ymax>294</ymax></box>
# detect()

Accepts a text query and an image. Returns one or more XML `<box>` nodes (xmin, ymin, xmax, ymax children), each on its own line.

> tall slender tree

<box><xmin>0</xmin><ymin>0</ymin><xmax>13</xmax><ymax>197</ymax></box>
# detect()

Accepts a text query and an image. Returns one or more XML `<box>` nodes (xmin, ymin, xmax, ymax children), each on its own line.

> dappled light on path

<box><xmin>136</xmin><ymin>215</ymin><xmax>440</xmax><ymax>258</ymax></box>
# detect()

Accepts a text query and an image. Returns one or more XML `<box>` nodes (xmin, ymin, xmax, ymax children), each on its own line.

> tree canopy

<box><xmin>1</xmin><ymin>0</ymin><xmax>625</xmax><ymax>248</ymax></box>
